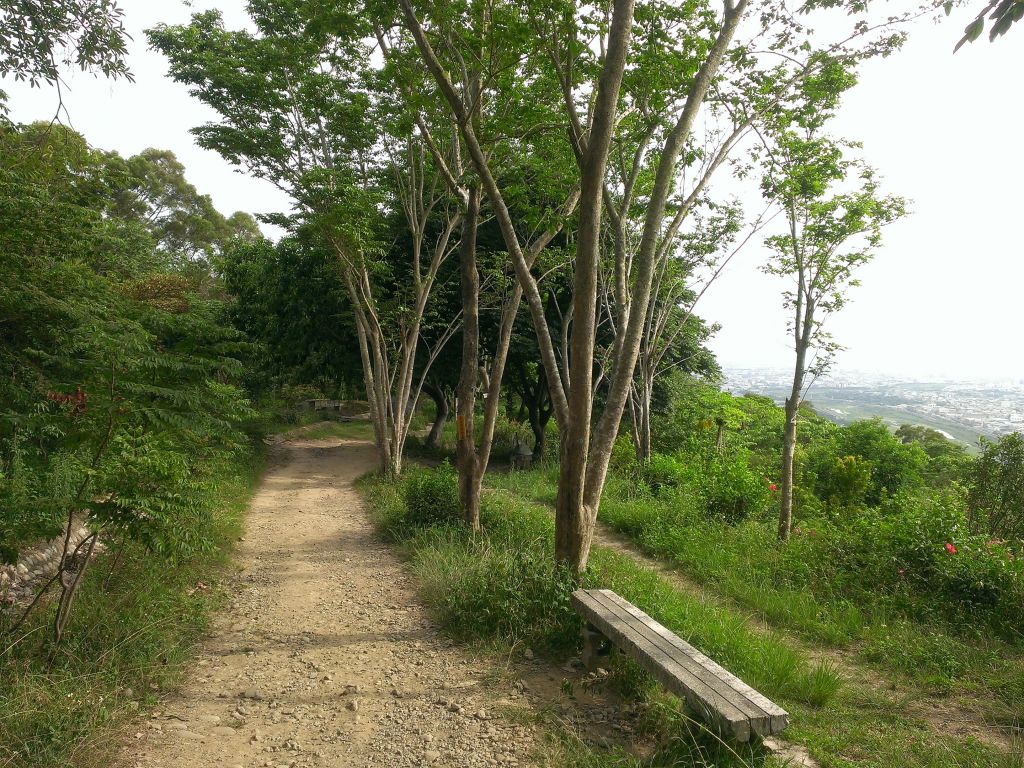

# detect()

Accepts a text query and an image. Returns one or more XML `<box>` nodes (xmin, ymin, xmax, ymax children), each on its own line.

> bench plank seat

<box><xmin>570</xmin><ymin>588</ymin><xmax>788</xmax><ymax>742</ymax></box>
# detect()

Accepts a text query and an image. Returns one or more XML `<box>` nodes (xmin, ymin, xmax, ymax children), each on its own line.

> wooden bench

<box><xmin>570</xmin><ymin>588</ymin><xmax>788</xmax><ymax>742</ymax></box>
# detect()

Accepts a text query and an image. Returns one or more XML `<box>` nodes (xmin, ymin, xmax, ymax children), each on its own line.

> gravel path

<box><xmin>118</xmin><ymin>432</ymin><xmax>540</xmax><ymax>768</ymax></box>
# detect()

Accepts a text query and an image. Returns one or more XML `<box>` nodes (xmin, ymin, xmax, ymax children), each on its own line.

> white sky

<box><xmin>701</xmin><ymin>12</ymin><xmax>1024</xmax><ymax>381</ymax></box>
<box><xmin>4</xmin><ymin>1</ymin><xmax>1022</xmax><ymax>381</ymax></box>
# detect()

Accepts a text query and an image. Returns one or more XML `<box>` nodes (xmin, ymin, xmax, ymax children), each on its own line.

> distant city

<box><xmin>724</xmin><ymin>368</ymin><xmax>1024</xmax><ymax>448</ymax></box>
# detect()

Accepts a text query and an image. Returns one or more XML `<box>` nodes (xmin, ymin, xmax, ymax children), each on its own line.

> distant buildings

<box><xmin>724</xmin><ymin>369</ymin><xmax>1024</xmax><ymax>444</ymax></box>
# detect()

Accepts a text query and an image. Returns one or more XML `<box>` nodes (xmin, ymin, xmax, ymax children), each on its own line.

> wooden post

<box><xmin>581</xmin><ymin>622</ymin><xmax>610</xmax><ymax>670</ymax></box>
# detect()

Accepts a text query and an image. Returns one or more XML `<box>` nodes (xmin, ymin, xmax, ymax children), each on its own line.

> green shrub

<box><xmin>0</xmin><ymin>441</ymin><xmax>261</xmax><ymax>768</ymax></box>
<box><xmin>640</xmin><ymin>453</ymin><xmax>693</xmax><ymax>494</ymax></box>
<box><xmin>816</xmin><ymin>454</ymin><xmax>874</xmax><ymax>509</ymax></box>
<box><xmin>610</xmin><ymin>433</ymin><xmax>639</xmax><ymax>473</ymax></box>
<box><xmin>806</xmin><ymin>419</ymin><xmax>928</xmax><ymax>507</ymax></box>
<box><xmin>628</xmin><ymin>450</ymin><xmax>771</xmax><ymax>524</ymax></box>
<box><xmin>402</xmin><ymin>463</ymin><xmax>460</xmax><ymax>527</ymax></box>
<box><xmin>780</xmin><ymin>489</ymin><xmax>1024</xmax><ymax>636</ymax></box>
<box><xmin>701</xmin><ymin>452</ymin><xmax>772</xmax><ymax>523</ymax></box>
<box><xmin>967</xmin><ymin>432</ymin><xmax>1024</xmax><ymax>541</ymax></box>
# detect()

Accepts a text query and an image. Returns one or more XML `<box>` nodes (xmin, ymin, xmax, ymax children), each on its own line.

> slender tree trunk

<box><xmin>456</xmin><ymin>187</ymin><xmax>482</xmax><ymax>530</ymax></box>
<box><xmin>573</xmin><ymin>1</ymin><xmax>747</xmax><ymax>570</ymax></box>
<box><xmin>553</xmin><ymin>460</ymin><xmax>591</xmax><ymax>571</ymax></box>
<box><xmin>629</xmin><ymin>387</ymin><xmax>642</xmax><ymax>458</ymax></box>
<box><xmin>552</xmin><ymin>0</ymin><xmax>637</xmax><ymax>575</ymax></box>
<box><xmin>530</xmin><ymin>417</ymin><xmax>545</xmax><ymax>460</ymax></box>
<box><xmin>388</xmin><ymin>425</ymin><xmax>404</xmax><ymax>477</ymax></box>
<box><xmin>526</xmin><ymin>396</ymin><xmax>541</xmax><ymax>454</ymax></box>
<box><xmin>779</xmin><ymin>394</ymin><xmax>799</xmax><ymax>540</ymax></box>
<box><xmin>50</xmin><ymin>533</ymin><xmax>98</xmax><ymax>659</ymax></box>
<box><xmin>533</xmin><ymin>409</ymin><xmax>554</xmax><ymax>461</ymax></box>
<box><xmin>634</xmin><ymin>385</ymin><xmax>651</xmax><ymax>462</ymax></box>
<box><xmin>346</xmin><ymin>278</ymin><xmax>390</xmax><ymax>475</ymax></box>
<box><xmin>423</xmin><ymin>381</ymin><xmax>448</xmax><ymax>449</ymax></box>
<box><xmin>780</xmin><ymin>301</ymin><xmax>810</xmax><ymax>540</ymax></box>
<box><xmin>526</xmin><ymin>390</ymin><xmax>553</xmax><ymax>460</ymax></box>
<box><xmin>635</xmin><ymin>372</ymin><xmax>654</xmax><ymax>462</ymax></box>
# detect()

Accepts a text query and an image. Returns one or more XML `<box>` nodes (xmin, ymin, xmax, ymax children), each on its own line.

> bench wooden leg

<box><xmin>581</xmin><ymin>623</ymin><xmax>611</xmax><ymax>670</ymax></box>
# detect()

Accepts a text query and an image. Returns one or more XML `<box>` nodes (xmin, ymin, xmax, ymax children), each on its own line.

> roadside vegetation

<box><xmin>0</xmin><ymin>445</ymin><xmax>264</xmax><ymax>768</ymax></box>
<box><xmin>0</xmin><ymin>32</ymin><xmax>305</xmax><ymax>765</ymax></box>
<box><xmin>0</xmin><ymin>110</ymin><xmax>309</xmax><ymax>766</ymax></box>
<box><xmin>479</xmin><ymin>376</ymin><xmax>1024</xmax><ymax>728</ymax></box>
<box><xmin>360</xmin><ymin>458</ymin><xmax>1018</xmax><ymax>767</ymax></box>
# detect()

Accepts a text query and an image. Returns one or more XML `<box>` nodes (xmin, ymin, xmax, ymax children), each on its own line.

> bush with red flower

<box><xmin>797</xmin><ymin>487</ymin><xmax>1024</xmax><ymax>630</ymax></box>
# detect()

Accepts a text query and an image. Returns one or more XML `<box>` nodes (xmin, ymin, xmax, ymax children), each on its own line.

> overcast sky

<box><xmin>5</xmin><ymin>1</ymin><xmax>1021</xmax><ymax>381</ymax></box>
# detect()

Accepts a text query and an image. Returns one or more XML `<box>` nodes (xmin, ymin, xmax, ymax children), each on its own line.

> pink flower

<box><xmin>944</xmin><ymin>543</ymin><xmax>957</xmax><ymax>555</ymax></box>
<box><xmin>769</xmin><ymin>483</ymin><xmax>778</xmax><ymax>492</ymax></box>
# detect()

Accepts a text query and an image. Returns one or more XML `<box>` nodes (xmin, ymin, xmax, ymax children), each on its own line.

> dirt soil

<box><xmin>117</xmin><ymin>431</ymin><xmax>552</xmax><ymax>768</ymax></box>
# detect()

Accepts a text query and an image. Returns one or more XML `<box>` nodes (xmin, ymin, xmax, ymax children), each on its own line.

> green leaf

<box><xmin>965</xmin><ymin>16</ymin><xmax>986</xmax><ymax>40</ymax></box>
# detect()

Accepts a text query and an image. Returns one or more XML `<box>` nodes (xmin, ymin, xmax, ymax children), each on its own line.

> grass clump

<box><xmin>363</xmin><ymin>471</ymin><xmax>580</xmax><ymax>651</ymax></box>
<box><xmin>403</xmin><ymin>462</ymin><xmax>461</xmax><ymax>527</ymax></box>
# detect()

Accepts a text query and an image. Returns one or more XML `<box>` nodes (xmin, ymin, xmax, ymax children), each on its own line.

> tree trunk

<box><xmin>387</xmin><ymin>426</ymin><xmax>404</xmax><ymax>478</ymax></box>
<box><xmin>638</xmin><ymin>410</ymin><xmax>652</xmax><ymax>462</ymax></box>
<box><xmin>551</xmin><ymin>2</ymin><xmax>637</xmax><ymax>575</ymax></box>
<box><xmin>554</xmin><ymin>449</ymin><xmax>592</xmax><ymax>572</ymax></box>
<box><xmin>779</xmin><ymin>395</ymin><xmax>799</xmax><ymax>540</ymax></box>
<box><xmin>530</xmin><ymin>416</ymin><xmax>545</xmax><ymax>460</ymax></box>
<box><xmin>533</xmin><ymin>410</ymin><xmax>554</xmax><ymax>461</ymax></box>
<box><xmin>527</xmin><ymin>398</ymin><xmax>553</xmax><ymax>461</ymax></box>
<box><xmin>423</xmin><ymin>381</ymin><xmax>448</xmax><ymax>449</ymax></box>
<box><xmin>456</xmin><ymin>187</ymin><xmax>482</xmax><ymax>531</ymax></box>
<box><xmin>780</xmin><ymin>311</ymin><xmax>809</xmax><ymax>540</ymax></box>
<box><xmin>521</xmin><ymin>369</ymin><xmax>553</xmax><ymax>460</ymax></box>
<box><xmin>346</xmin><ymin>280</ymin><xmax>390</xmax><ymax>475</ymax></box>
<box><xmin>635</xmin><ymin>376</ymin><xmax>653</xmax><ymax>462</ymax></box>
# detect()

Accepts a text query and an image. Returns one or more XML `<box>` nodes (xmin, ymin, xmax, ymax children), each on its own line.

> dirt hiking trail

<box><xmin>117</xmin><ymin>431</ymin><xmax>541</xmax><ymax>768</ymax></box>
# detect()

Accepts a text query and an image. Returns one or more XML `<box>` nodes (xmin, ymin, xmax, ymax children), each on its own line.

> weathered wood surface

<box><xmin>570</xmin><ymin>588</ymin><xmax>789</xmax><ymax>742</ymax></box>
